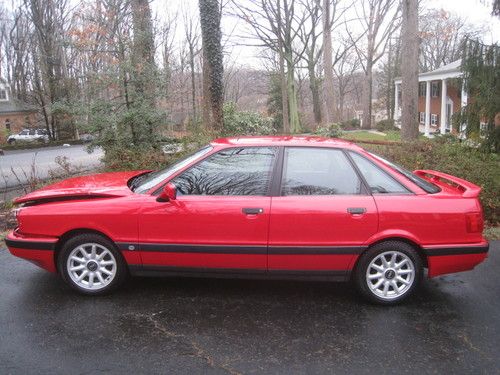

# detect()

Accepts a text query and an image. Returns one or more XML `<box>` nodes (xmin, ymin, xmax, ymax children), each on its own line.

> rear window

<box><xmin>367</xmin><ymin>153</ymin><xmax>441</xmax><ymax>194</ymax></box>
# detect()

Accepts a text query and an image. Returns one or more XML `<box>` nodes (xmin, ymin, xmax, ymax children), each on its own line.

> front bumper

<box><xmin>5</xmin><ymin>230</ymin><xmax>58</xmax><ymax>273</ymax></box>
<box><xmin>424</xmin><ymin>242</ymin><xmax>489</xmax><ymax>278</ymax></box>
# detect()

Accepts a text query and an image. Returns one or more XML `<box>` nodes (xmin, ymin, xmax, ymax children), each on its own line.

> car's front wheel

<box><xmin>58</xmin><ymin>233</ymin><xmax>127</xmax><ymax>295</ymax></box>
<box><xmin>354</xmin><ymin>241</ymin><xmax>423</xmax><ymax>305</ymax></box>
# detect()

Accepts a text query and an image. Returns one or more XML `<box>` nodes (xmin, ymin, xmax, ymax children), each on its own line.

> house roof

<box><xmin>395</xmin><ymin>59</ymin><xmax>462</xmax><ymax>84</ymax></box>
<box><xmin>0</xmin><ymin>98</ymin><xmax>37</xmax><ymax>115</ymax></box>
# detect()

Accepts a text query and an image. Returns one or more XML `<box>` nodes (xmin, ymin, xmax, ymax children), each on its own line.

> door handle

<box><xmin>242</xmin><ymin>208</ymin><xmax>264</xmax><ymax>215</ymax></box>
<box><xmin>347</xmin><ymin>207</ymin><xmax>366</xmax><ymax>215</ymax></box>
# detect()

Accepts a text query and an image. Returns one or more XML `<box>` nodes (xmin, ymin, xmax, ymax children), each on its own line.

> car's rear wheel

<box><xmin>8</xmin><ymin>139</ymin><xmax>15</xmax><ymax>144</ymax></box>
<box><xmin>354</xmin><ymin>241</ymin><xmax>423</xmax><ymax>305</ymax></box>
<box><xmin>58</xmin><ymin>234</ymin><xmax>127</xmax><ymax>295</ymax></box>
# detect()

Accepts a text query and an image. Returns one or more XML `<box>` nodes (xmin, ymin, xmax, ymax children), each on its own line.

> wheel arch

<box><xmin>352</xmin><ymin>237</ymin><xmax>428</xmax><ymax>275</ymax></box>
<box><xmin>53</xmin><ymin>228</ymin><xmax>118</xmax><ymax>270</ymax></box>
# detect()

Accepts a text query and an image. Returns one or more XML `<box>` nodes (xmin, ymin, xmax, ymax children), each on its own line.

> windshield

<box><xmin>368</xmin><ymin>152</ymin><xmax>441</xmax><ymax>194</ymax></box>
<box><xmin>131</xmin><ymin>145</ymin><xmax>213</xmax><ymax>194</ymax></box>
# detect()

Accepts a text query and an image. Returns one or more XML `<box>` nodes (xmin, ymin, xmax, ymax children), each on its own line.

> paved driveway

<box><xmin>0</xmin><ymin>145</ymin><xmax>103</xmax><ymax>190</ymax></box>
<box><xmin>0</xmin><ymin>241</ymin><xmax>498</xmax><ymax>374</ymax></box>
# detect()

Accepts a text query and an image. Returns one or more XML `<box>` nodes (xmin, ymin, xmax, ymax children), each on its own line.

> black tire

<box><xmin>57</xmin><ymin>233</ymin><xmax>127</xmax><ymax>295</ymax></box>
<box><xmin>354</xmin><ymin>241</ymin><xmax>423</xmax><ymax>305</ymax></box>
<box><xmin>8</xmin><ymin>139</ymin><xmax>15</xmax><ymax>144</ymax></box>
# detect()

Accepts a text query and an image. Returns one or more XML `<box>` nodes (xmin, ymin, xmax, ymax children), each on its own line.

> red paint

<box><xmin>427</xmin><ymin>253</ymin><xmax>488</xmax><ymax>277</ymax></box>
<box><xmin>5</xmin><ymin>136</ymin><xmax>489</xmax><ymax>281</ymax></box>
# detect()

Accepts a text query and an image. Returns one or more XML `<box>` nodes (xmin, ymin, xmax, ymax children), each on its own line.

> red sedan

<box><xmin>5</xmin><ymin>136</ymin><xmax>489</xmax><ymax>304</ymax></box>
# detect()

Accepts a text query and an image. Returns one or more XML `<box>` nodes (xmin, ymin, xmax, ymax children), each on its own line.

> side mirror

<box><xmin>157</xmin><ymin>183</ymin><xmax>177</xmax><ymax>202</ymax></box>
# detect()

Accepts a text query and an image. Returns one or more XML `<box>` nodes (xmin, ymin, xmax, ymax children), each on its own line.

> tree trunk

<box><xmin>361</xmin><ymin>57</ymin><xmax>373</xmax><ymax>129</ymax></box>
<box><xmin>189</xmin><ymin>45</ymin><xmax>197</xmax><ymax>121</ymax></box>
<box><xmin>308</xmin><ymin>58</ymin><xmax>322</xmax><ymax>124</ymax></box>
<box><xmin>199</xmin><ymin>0</ymin><xmax>224</xmax><ymax>131</ymax></box>
<box><xmin>286</xmin><ymin>53</ymin><xmax>301</xmax><ymax>133</ymax></box>
<box><xmin>401</xmin><ymin>0</ymin><xmax>419</xmax><ymax>140</ymax></box>
<box><xmin>322</xmin><ymin>0</ymin><xmax>335</xmax><ymax>124</ymax></box>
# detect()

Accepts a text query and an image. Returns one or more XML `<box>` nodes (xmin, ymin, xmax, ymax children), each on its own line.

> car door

<box><xmin>268</xmin><ymin>147</ymin><xmax>378</xmax><ymax>277</ymax></box>
<box><xmin>137</xmin><ymin>146</ymin><xmax>278</xmax><ymax>272</ymax></box>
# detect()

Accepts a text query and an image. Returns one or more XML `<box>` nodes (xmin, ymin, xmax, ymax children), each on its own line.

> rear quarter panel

<box><xmin>370</xmin><ymin>195</ymin><xmax>484</xmax><ymax>245</ymax></box>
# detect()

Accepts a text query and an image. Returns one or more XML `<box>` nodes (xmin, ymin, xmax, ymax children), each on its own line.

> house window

<box><xmin>0</xmin><ymin>88</ymin><xmax>7</xmax><ymax>101</ymax></box>
<box><xmin>431</xmin><ymin>114</ymin><xmax>438</xmax><ymax>126</ymax></box>
<box><xmin>418</xmin><ymin>82</ymin><xmax>426</xmax><ymax>97</ymax></box>
<box><xmin>431</xmin><ymin>82</ymin><xmax>440</xmax><ymax>97</ymax></box>
<box><xmin>419</xmin><ymin>112</ymin><xmax>425</xmax><ymax>124</ymax></box>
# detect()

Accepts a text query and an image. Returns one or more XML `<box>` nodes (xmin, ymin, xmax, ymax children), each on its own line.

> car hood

<box><xmin>14</xmin><ymin>170</ymin><xmax>150</xmax><ymax>204</ymax></box>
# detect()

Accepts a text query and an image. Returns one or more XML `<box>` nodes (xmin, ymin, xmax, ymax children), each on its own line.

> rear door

<box><xmin>268</xmin><ymin>147</ymin><xmax>378</xmax><ymax>277</ymax></box>
<box><xmin>137</xmin><ymin>146</ymin><xmax>278</xmax><ymax>272</ymax></box>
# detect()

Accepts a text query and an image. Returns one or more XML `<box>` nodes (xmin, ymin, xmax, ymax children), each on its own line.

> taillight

<box><xmin>465</xmin><ymin>212</ymin><xmax>483</xmax><ymax>233</ymax></box>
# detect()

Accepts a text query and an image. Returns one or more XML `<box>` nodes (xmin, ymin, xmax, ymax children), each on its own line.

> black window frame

<box><xmin>164</xmin><ymin>145</ymin><xmax>280</xmax><ymax>197</ymax></box>
<box><xmin>274</xmin><ymin>146</ymin><xmax>371</xmax><ymax>197</ymax></box>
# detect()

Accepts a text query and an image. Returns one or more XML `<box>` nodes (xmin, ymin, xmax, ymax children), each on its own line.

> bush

<box><xmin>339</xmin><ymin>118</ymin><xmax>360</xmax><ymax>130</ymax></box>
<box><xmin>316</xmin><ymin>123</ymin><xmax>344</xmax><ymax>138</ymax></box>
<box><xmin>223</xmin><ymin>102</ymin><xmax>276</xmax><ymax>136</ymax></box>
<box><xmin>361</xmin><ymin>140</ymin><xmax>500</xmax><ymax>224</ymax></box>
<box><xmin>375</xmin><ymin>119</ymin><xmax>397</xmax><ymax>132</ymax></box>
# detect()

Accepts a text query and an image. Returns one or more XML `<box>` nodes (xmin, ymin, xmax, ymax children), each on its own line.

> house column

<box><xmin>460</xmin><ymin>79</ymin><xmax>468</xmax><ymax>134</ymax></box>
<box><xmin>424</xmin><ymin>80</ymin><xmax>431</xmax><ymax>136</ymax></box>
<box><xmin>440</xmin><ymin>79</ymin><xmax>447</xmax><ymax>134</ymax></box>
<box><xmin>394</xmin><ymin>83</ymin><xmax>399</xmax><ymax>120</ymax></box>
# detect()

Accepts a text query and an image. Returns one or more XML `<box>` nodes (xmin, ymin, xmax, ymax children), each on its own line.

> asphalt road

<box><xmin>0</xmin><ymin>145</ymin><xmax>103</xmax><ymax>190</ymax></box>
<box><xmin>0</xmin><ymin>241</ymin><xmax>498</xmax><ymax>375</ymax></box>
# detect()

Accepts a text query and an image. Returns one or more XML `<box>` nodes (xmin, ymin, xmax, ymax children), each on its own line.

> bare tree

<box><xmin>232</xmin><ymin>0</ymin><xmax>310</xmax><ymax>133</ymax></box>
<box><xmin>183</xmin><ymin>9</ymin><xmax>200</xmax><ymax>122</ymax></box>
<box><xmin>400</xmin><ymin>0</ymin><xmax>419</xmax><ymax>140</ymax></box>
<box><xmin>419</xmin><ymin>9</ymin><xmax>484</xmax><ymax>71</ymax></box>
<box><xmin>348</xmin><ymin>0</ymin><xmax>400</xmax><ymax>129</ymax></box>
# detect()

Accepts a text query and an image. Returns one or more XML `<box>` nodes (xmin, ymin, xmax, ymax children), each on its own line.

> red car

<box><xmin>5</xmin><ymin>136</ymin><xmax>489</xmax><ymax>304</ymax></box>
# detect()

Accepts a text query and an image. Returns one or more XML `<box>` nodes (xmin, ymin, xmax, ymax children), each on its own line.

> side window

<box><xmin>29</xmin><ymin>129</ymin><xmax>36</xmax><ymax>135</ymax></box>
<box><xmin>349</xmin><ymin>152</ymin><xmax>409</xmax><ymax>194</ymax></box>
<box><xmin>281</xmin><ymin>148</ymin><xmax>361</xmax><ymax>196</ymax></box>
<box><xmin>172</xmin><ymin>147</ymin><xmax>277</xmax><ymax>196</ymax></box>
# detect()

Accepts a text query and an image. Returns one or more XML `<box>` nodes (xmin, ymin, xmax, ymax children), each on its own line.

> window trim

<box><xmin>164</xmin><ymin>146</ymin><xmax>280</xmax><ymax>197</ymax></box>
<box><xmin>431</xmin><ymin>114</ymin><xmax>438</xmax><ymax>126</ymax></box>
<box><xmin>277</xmin><ymin>146</ymin><xmax>370</xmax><ymax>197</ymax></box>
<box><xmin>347</xmin><ymin>151</ymin><xmax>414</xmax><ymax>195</ymax></box>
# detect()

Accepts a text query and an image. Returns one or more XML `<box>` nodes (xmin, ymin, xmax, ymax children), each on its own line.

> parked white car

<box><xmin>7</xmin><ymin>129</ymin><xmax>49</xmax><ymax>144</ymax></box>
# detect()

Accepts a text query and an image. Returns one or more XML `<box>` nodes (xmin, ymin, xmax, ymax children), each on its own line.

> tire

<box><xmin>354</xmin><ymin>241</ymin><xmax>423</xmax><ymax>305</ymax></box>
<box><xmin>57</xmin><ymin>233</ymin><xmax>127</xmax><ymax>295</ymax></box>
<box><xmin>8</xmin><ymin>139</ymin><xmax>15</xmax><ymax>145</ymax></box>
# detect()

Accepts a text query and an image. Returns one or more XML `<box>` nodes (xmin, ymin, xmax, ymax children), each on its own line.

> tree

<box><xmin>457</xmin><ymin>38</ymin><xmax>500</xmax><ymax>152</ymax></box>
<box><xmin>129</xmin><ymin>0</ymin><xmax>160</xmax><ymax>147</ymax></box>
<box><xmin>348</xmin><ymin>0</ymin><xmax>400</xmax><ymax>129</ymax></box>
<box><xmin>400</xmin><ymin>0</ymin><xmax>419</xmax><ymax>141</ymax></box>
<box><xmin>419</xmin><ymin>9</ymin><xmax>483</xmax><ymax>71</ymax></box>
<box><xmin>199</xmin><ymin>0</ymin><xmax>224</xmax><ymax>131</ymax></box>
<box><xmin>322</xmin><ymin>0</ymin><xmax>335</xmax><ymax>124</ymax></box>
<box><xmin>233</xmin><ymin>0</ymin><xmax>309</xmax><ymax>133</ymax></box>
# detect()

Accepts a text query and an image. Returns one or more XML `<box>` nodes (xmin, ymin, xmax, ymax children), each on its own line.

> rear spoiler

<box><xmin>413</xmin><ymin>170</ymin><xmax>481</xmax><ymax>198</ymax></box>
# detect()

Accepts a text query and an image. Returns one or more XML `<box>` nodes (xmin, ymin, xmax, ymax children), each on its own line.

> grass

<box><xmin>341</xmin><ymin>130</ymin><xmax>402</xmax><ymax>142</ymax></box>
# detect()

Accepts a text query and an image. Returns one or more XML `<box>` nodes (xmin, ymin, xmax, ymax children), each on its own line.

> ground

<box><xmin>0</xmin><ymin>241</ymin><xmax>498</xmax><ymax>374</ymax></box>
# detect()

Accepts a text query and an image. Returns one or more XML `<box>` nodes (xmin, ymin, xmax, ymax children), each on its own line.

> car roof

<box><xmin>211</xmin><ymin>136</ymin><xmax>362</xmax><ymax>150</ymax></box>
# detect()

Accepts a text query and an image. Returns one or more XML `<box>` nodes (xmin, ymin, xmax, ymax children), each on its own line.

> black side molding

<box><xmin>423</xmin><ymin>244</ymin><xmax>489</xmax><ymax>256</ymax></box>
<box><xmin>5</xmin><ymin>238</ymin><xmax>55</xmax><ymax>251</ymax></box>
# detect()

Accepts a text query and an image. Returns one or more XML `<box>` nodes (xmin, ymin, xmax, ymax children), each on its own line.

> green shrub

<box><xmin>361</xmin><ymin>140</ymin><xmax>500</xmax><ymax>224</ymax></box>
<box><xmin>316</xmin><ymin>123</ymin><xmax>344</xmax><ymax>138</ymax></box>
<box><xmin>375</xmin><ymin>119</ymin><xmax>397</xmax><ymax>132</ymax></box>
<box><xmin>223</xmin><ymin>102</ymin><xmax>276</xmax><ymax>136</ymax></box>
<box><xmin>339</xmin><ymin>118</ymin><xmax>360</xmax><ymax>130</ymax></box>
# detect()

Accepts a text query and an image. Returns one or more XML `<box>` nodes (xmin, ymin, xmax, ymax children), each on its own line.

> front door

<box><xmin>268</xmin><ymin>147</ymin><xmax>378</xmax><ymax>277</ymax></box>
<box><xmin>137</xmin><ymin>147</ymin><xmax>278</xmax><ymax>272</ymax></box>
